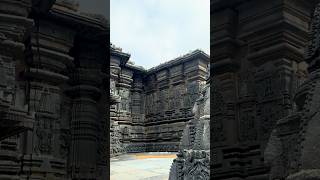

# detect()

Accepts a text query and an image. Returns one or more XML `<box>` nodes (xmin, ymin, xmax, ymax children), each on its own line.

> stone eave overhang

<box><xmin>125</xmin><ymin>63</ymin><xmax>147</xmax><ymax>74</ymax></box>
<box><xmin>32</xmin><ymin>0</ymin><xmax>57</xmax><ymax>14</ymax></box>
<box><xmin>146</xmin><ymin>49</ymin><xmax>210</xmax><ymax>74</ymax></box>
<box><xmin>211</xmin><ymin>0</ymin><xmax>250</xmax><ymax>11</ymax></box>
<box><xmin>111</xmin><ymin>48</ymin><xmax>131</xmax><ymax>66</ymax></box>
<box><xmin>36</xmin><ymin>7</ymin><xmax>108</xmax><ymax>41</ymax></box>
<box><xmin>212</xmin><ymin>0</ymin><xmax>318</xmax><ymax>12</ymax></box>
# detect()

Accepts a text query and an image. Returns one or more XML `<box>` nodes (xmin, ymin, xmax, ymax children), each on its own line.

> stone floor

<box><xmin>110</xmin><ymin>152</ymin><xmax>177</xmax><ymax>180</ymax></box>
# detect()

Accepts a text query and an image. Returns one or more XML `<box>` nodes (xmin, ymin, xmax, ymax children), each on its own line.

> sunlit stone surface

<box><xmin>110</xmin><ymin>153</ymin><xmax>176</xmax><ymax>180</ymax></box>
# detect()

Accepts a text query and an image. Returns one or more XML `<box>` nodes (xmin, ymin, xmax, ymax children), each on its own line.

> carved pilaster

<box><xmin>0</xmin><ymin>1</ymin><xmax>35</xmax><ymax>179</ymax></box>
<box><xmin>19</xmin><ymin>17</ymin><xmax>74</xmax><ymax>179</ymax></box>
<box><xmin>67</xmin><ymin>39</ymin><xmax>107</xmax><ymax>179</ymax></box>
<box><xmin>169</xmin><ymin>66</ymin><xmax>210</xmax><ymax>180</ymax></box>
<box><xmin>0</xmin><ymin>0</ymin><xmax>34</xmax><ymax>137</ymax></box>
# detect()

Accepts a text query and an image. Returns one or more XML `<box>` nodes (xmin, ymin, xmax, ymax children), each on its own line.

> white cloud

<box><xmin>111</xmin><ymin>0</ymin><xmax>209</xmax><ymax>69</ymax></box>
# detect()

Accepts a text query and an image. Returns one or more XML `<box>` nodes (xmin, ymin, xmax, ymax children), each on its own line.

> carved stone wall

<box><xmin>143</xmin><ymin>51</ymin><xmax>208</xmax><ymax>152</ymax></box>
<box><xmin>212</xmin><ymin>0</ymin><xmax>315</xmax><ymax>179</ymax></box>
<box><xmin>0</xmin><ymin>0</ymin><xmax>36</xmax><ymax>179</ymax></box>
<box><xmin>0</xmin><ymin>1</ymin><xmax>109</xmax><ymax>179</ymax></box>
<box><xmin>110</xmin><ymin>47</ymin><xmax>209</xmax><ymax>155</ymax></box>
<box><xmin>169</xmin><ymin>64</ymin><xmax>210</xmax><ymax>180</ymax></box>
<box><xmin>265</xmin><ymin>2</ymin><xmax>320</xmax><ymax>179</ymax></box>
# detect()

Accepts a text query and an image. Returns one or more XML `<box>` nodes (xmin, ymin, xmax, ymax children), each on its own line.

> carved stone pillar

<box><xmin>110</xmin><ymin>53</ymin><xmax>122</xmax><ymax>156</ymax></box>
<box><xmin>131</xmin><ymin>75</ymin><xmax>144</xmax><ymax>124</ymax></box>
<box><xmin>118</xmin><ymin>67</ymin><xmax>133</xmax><ymax>147</ymax></box>
<box><xmin>68</xmin><ymin>85</ymin><xmax>100</xmax><ymax>179</ymax></box>
<box><xmin>110</xmin><ymin>49</ymin><xmax>122</xmax><ymax>118</ymax></box>
<box><xmin>110</xmin><ymin>47</ymin><xmax>130</xmax><ymax>155</ymax></box>
<box><xmin>128</xmin><ymin>72</ymin><xmax>145</xmax><ymax>151</ymax></box>
<box><xmin>67</xmin><ymin>40</ymin><xmax>107</xmax><ymax>179</ymax></box>
<box><xmin>0</xmin><ymin>0</ymin><xmax>35</xmax><ymax>179</ymax></box>
<box><xmin>0</xmin><ymin>0</ymin><xmax>34</xmax><ymax>137</ymax></box>
<box><xmin>20</xmin><ymin>15</ymin><xmax>75</xmax><ymax>179</ymax></box>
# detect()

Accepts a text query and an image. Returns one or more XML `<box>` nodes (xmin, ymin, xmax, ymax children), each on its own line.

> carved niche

<box><xmin>186</xmin><ymin>82</ymin><xmax>200</xmax><ymax>108</ymax></box>
<box><xmin>119</xmin><ymin>88</ymin><xmax>130</xmax><ymax>111</ymax></box>
<box><xmin>212</xmin><ymin>88</ymin><xmax>226</xmax><ymax>142</ymax></box>
<box><xmin>238</xmin><ymin>69</ymin><xmax>255</xmax><ymax>98</ymax></box>
<box><xmin>122</xmin><ymin>126</ymin><xmax>130</xmax><ymax>141</ymax></box>
<box><xmin>110</xmin><ymin>80</ymin><xmax>116</xmax><ymax>94</ymax></box>
<box><xmin>169</xmin><ymin>86</ymin><xmax>175</xmax><ymax>110</ymax></box>
<box><xmin>239</xmin><ymin>108</ymin><xmax>257</xmax><ymax>142</ymax></box>
<box><xmin>258</xmin><ymin>101</ymin><xmax>282</xmax><ymax>141</ymax></box>
<box><xmin>59</xmin><ymin>131</ymin><xmax>70</xmax><ymax>159</ymax></box>
<box><xmin>174</xmin><ymin>85</ymin><xmax>183</xmax><ymax>109</ymax></box>
<box><xmin>159</xmin><ymin>88</ymin><xmax>169</xmax><ymax>112</ymax></box>
<box><xmin>35</xmin><ymin>127</ymin><xmax>53</xmax><ymax>154</ymax></box>
<box><xmin>0</xmin><ymin>58</ymin><xmax>16</xmax><ymax>104</ymax></box>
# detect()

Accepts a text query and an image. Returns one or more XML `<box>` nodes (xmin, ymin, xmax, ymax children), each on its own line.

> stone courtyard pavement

<box><xmin>110</xmin><ymin>152</ymin><xmax>177</xmax><ymax>180</ymax></box>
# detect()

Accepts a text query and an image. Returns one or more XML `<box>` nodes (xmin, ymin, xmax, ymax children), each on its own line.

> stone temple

<box><xmin>110</xmin><ymin>44</ymin><xmax>210</xmax><ymax>156</ymax></box>
<box><xmin>0</xmin><ymin>0</ymin><xmax>109</xmax><ymax>179</ymax></box>
<box><xmin>169</xmin><ymin>0</ymin><xmax>320</xmax><ymax>179</ymax></box>
<box><xmin>5</xmin><ymin>0</ymin><xmax>320</xmax><ymax>180</ymax></box>
<box><xmin>0</xmin><ymin>0</ymin><xmax>210</xmax><ymax>178</ymax></box>
<box><xmin>210</xmin><ymin>0</ymin><xmax>320</xmax><ymax>180</ymax></box>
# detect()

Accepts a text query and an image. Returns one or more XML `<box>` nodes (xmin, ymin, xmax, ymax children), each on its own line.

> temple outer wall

<box><xmin>110</xmin><ymin>48</ymin><xmax>209</xmax><ymax>153</ymax></box>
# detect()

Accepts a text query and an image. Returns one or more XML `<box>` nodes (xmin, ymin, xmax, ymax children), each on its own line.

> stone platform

<box><xmin>110</xmin><ymin>152</ymin><xmax>177</xmax><ymax>180</ymax></box>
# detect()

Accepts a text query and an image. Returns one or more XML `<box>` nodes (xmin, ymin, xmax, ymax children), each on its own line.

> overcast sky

<box><xmin>110</xmin><ymin>0</ymin><xmax>210</xmax><ymax>69</ymax></box>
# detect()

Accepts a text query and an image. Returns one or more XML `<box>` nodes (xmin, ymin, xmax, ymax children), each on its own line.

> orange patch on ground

<box><xmin>133</xmin><ymin>154</ymin><xmax>177</xmax><ymax>159</ymax></box>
